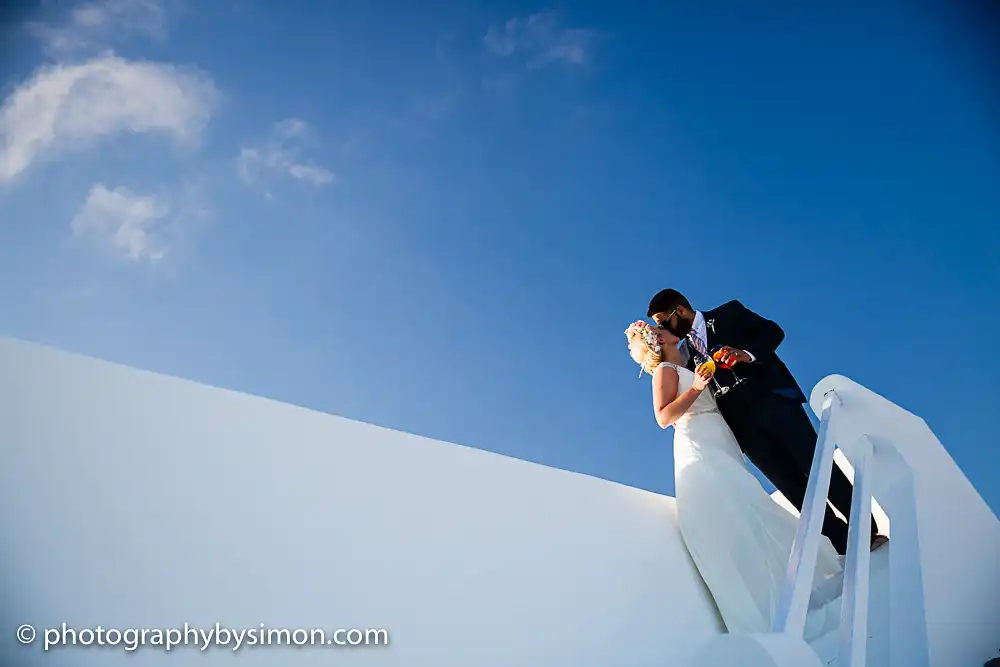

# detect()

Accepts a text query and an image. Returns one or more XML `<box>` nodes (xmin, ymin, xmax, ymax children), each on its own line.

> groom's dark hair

<box><xmin>647</xmin><ymin>289</ymin><xmax>692</xmax><ymax>318</ymax></box>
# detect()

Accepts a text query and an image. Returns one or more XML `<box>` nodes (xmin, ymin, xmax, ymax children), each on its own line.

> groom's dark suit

<box><xmin>682</xmin><ymin>299</ymin><xmax>877</xmax><ymax>555</ymax></box>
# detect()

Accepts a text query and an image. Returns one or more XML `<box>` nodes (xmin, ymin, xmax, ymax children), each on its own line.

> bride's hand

<box><xmin>692</xmin><ymin>365</ymin><xmax>713</xmax><ymax>391</ymax></box>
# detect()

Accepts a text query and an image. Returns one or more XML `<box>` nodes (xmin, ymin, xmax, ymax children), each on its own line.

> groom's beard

<box><xmin>665</xmin><ymin>316</ymin><xmax>693</xmax><ymax>339</ymax></box>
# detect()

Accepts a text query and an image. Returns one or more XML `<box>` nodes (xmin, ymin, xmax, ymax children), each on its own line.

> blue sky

<box><xmin>2</xmin><ymin>0</ymin><xmax>998</xmax><ymax>514</ymax></box>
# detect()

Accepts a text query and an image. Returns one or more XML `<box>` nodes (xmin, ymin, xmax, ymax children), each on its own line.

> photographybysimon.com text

<box><xmin>15</xmin><ymin>622</ymin><xmax>390</xmax><ymax>652</ymax></box>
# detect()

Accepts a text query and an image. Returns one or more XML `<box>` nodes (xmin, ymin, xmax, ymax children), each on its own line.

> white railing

<box><xmin>772</xmin><ymin>389</ymin><xmax>876</xmax><ymax>666</ymax></box>
<box><xmin>772</xmin><ymin>385</ymin><xmax>932</xmax><ymax>667</ymax></box>
<box><xmin>696</xmin><ymin>374</ymin><xmax>1000</xmax><ymax>667</ymax></box>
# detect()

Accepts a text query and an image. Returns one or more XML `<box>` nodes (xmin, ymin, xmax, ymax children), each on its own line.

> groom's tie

<box><xmin>687</xmin><ymin>330</ymin><xmax>708</xmax><ymax>359</ymax></box>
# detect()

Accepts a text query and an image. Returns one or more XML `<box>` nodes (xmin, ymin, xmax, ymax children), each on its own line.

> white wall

<box><xmin>0</xmin><ymin>338</ymin><xmax>725</xmax><ymax>667</ymax></box>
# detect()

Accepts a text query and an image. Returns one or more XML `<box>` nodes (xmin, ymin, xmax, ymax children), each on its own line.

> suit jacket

<box><xmin>683</xmin><ymin>300</ymin><xmax>807</xmax><ymax>405</ymax></box>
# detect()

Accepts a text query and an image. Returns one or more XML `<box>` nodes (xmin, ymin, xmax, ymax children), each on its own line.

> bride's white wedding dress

<box><xmin>658</xmin><ymin>361</ymin><xmax>844</xmax><ymax>638</ymax></box>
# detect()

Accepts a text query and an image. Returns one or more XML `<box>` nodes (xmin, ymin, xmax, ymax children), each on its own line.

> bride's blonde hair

<box><xmin>625</xmin><ymin>320</ymin><xmax>664</xmax><ymax>376</ymax></box>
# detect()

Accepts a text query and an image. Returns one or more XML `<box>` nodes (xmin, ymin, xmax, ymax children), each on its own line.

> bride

<box><xmin>625</xmin><ymin>320</ymin><xmax>844</xmax><ymax>637</ymax></box>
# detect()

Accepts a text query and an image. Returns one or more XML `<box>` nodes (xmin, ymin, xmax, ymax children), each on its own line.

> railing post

<box><xmin>773</xmin><ymin>390</ymin><xmax>840</xmax><ymax>636</ymax></box>
<box><xmin>838</xmin><ymin>434</ymin><xmax>874</xmax><ymax>667</ymax></box>
<box><xmin>885</xmin><ymin>468</ymin><xmax>932</xmax><ymax>667</ymax></box>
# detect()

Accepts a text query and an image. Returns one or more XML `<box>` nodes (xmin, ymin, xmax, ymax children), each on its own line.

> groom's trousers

<box><xmin>720</xmin><ymin>389</ymin><xmax>879</xmax><ymax>555</ymax></box>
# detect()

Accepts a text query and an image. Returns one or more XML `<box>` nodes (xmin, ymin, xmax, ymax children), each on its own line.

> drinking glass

<box><xmin>711</xmin><ymin>345</ymin><xmax>747</xmax><ymax>389</ymax></box>
<box><xmin>691</xmin><ymin>350</ymin><xmax>727</xmax><ymax>397</ymax></box>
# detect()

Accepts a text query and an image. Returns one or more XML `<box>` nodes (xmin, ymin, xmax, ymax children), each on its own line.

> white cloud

<box><xmin>69</xmin><ymin>180</ymin><xmax>209</xmax><ymax>264</ymax></box>
<box><xmin>237</xmin><ymin>118</ymin><xmax>335</xmax><ymax>193</ymax></box>
<box><xmin>70</xmin><ymin>183</ymin><xmax>171</xmax><ymax>262</ymax></box>
<box><xmin>0</xmin><ymin>54</ymin><xmax>220</xmax><ymax>184</ymax></box>
<box><xmin>484</xmin><ymin>12</ymin><xmax>598</xmax><ymax>69</ymax></box>
<box><xmin>28</xmin><ymin>0</ymin><xmax>168</xmax><ymax>60</ymax></box>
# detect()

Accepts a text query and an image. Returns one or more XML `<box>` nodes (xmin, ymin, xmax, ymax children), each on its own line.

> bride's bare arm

<box><xmin>652</xmin><ymin>365</ymin><xmax>708</xmax><ymax>429</ymax></box>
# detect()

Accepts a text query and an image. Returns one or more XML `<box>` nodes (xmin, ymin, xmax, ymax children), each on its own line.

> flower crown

<box><xmin>625</xmin><ymin>320</ymin><xmax>662</xmax><ymax>377</ymax></box>
<box><xmin>625</xmin><ymin>320</ymin><xmax>662</xmax><ymax>354</ymax></box>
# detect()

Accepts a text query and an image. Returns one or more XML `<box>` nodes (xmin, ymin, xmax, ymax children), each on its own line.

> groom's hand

<box><xmin>716</xmin><ymin>346</ymin><xmax>752</xmax><ymax>366</ymax></box>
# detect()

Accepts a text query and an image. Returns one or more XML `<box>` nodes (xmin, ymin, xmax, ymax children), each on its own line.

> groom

<box><xmin>647</xmin><ymin>289</ymin><xmax>886</xmax><ymax>555</ymax></box>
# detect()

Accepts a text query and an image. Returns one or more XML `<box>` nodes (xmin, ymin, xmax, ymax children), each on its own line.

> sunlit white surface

<box><xmin>0</xmin><ymin>337</ymin><xmax>724</xmax><ymax>666</ymax></box>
